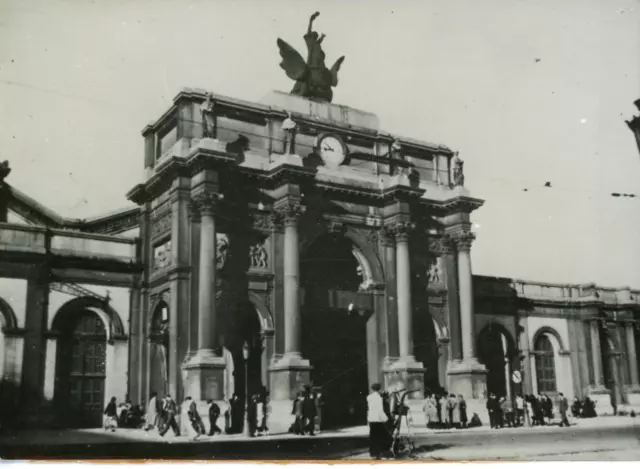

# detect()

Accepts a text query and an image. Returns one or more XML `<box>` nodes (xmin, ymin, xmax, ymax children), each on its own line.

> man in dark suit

<box><xmin>558</xmin><ymin>393</ymin><xmax>570</xmax><ymax>427</ymax></box>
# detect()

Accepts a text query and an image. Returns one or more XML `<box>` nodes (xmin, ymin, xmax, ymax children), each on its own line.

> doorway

<box><xmin>478</xmin><ymin>324</ymin><xmax>514</xmax><ymax>400</ymax></box>
<box><xmin>55</xmin><ymin>311</ymin><xmax>107</xmax><ymax>428</ymax></box>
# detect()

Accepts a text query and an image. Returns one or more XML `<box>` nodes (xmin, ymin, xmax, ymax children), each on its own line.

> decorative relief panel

<box><xmin>151</xmin><ymin>210</ymin><xmax>172</xmax><ymax>240</ymax></box>
<box><xmin>153</xmin><ymin>240</ymin><xmax>172</xmax><ymax>271</ymax></box>
<box><xmin>249</xmin><ymin>240</ymin><xmax>269</xmax><ymax>270</ymax></box>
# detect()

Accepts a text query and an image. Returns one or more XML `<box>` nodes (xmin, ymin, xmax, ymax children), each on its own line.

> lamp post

<box><xmin>242</xmin><ymin>341</ymin><xmax>251</xmax><ymax>438</ymax></box>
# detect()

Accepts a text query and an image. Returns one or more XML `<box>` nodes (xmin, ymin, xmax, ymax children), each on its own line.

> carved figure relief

<box><xmin>216</xmin><ymin>233</ymin><xmax>229</xmax><ymax>270</ymax></box>
<box><xmin>427</xmin><ymin>257</ymin><xmax>444</xmax><ymax>288</ymax></box>
<box><xmin>353</xmin><ymin>248</ymin><xmax>374</xmax><ymax>291</ymax></box>
<box><xmin>249</xmin><ymin>241</ymin><xmax>269</xmax><ymax>269</ymax></box>
<box><xmin>452</xmin><ymin>151</ymin><xmax>465</xmax><ymax>187</ymax></box>
<box><xmin>153</xmin><ymin>240</ymin><xmax>172</xmax><ymax>271</ymax></box>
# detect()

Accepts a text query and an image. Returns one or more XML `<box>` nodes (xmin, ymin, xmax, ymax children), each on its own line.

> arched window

<box><xmin>535</xmin><ymin>335</ymin><xmax>557</xmax><ymax>393</ymax></box>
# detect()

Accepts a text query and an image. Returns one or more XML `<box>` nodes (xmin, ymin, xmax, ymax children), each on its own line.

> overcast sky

<box><xmin>1</xmin><ymin>0</ymin><xmax>639</xmax><ymax>288</ymax></box>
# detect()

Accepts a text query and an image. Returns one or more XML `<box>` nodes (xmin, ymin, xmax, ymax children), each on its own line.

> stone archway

<box><xmin>300</xmin><ymin>231</ymin><xmax>375</xmax><ymax>429</ymax></box>
<box><xmin>414</xmin><ymin>313</ymin><xmax>447</xmax><ymax>395</ymax></box>
<box><xmin>477</xmin><ymin>323</ymin><xmax>516</xmax><ymax>400</ymax></box>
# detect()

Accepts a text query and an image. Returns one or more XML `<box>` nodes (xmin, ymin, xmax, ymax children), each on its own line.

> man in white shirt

<box><xmin>367</xmin><ymin>383</ymin><xmax>391</xmax><ymax>459</ymax></box>
<box><xmin>515</xmin><ymin>394</ymin><xmax>525</xmax><ymax>427</ymax></box>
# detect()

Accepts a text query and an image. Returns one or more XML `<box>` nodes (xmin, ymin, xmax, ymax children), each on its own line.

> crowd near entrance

<box><xmin>55</xmin><ymin>310</ymin><xmax>108</xmax><ymax>428</ymax></box>
<box><xmin>301</xmin><ymin>233</ymin><xmax>370</xmax><ymax>429</ymax></box>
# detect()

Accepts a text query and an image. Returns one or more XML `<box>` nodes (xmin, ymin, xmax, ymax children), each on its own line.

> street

<box><xmin>348</xmin><ymin>418</ymin><xmax>640</xmax><ymax>461</ymax></box>
<box><xmin>0</xmin><ymin>417</ymin><xmax>638</xmax><ymax>461</ymax></box>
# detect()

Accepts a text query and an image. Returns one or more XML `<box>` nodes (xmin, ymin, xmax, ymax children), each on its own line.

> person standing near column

<box><xmin>367</xmin><ymin>383</ymin><xmax>391</xmax><ymax>460</ymax></box>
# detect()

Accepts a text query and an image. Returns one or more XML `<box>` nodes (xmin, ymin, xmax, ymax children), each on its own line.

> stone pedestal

<box><xmin>383</xmin><ymin>358</ymin><xmax>425</xmax><ymax>400</ymax></box>
<box><xmin>182</xmin><ymin>351</ymin><xmax>226</xmax><ymax>402</ymax></box>
<box><xmin>447</xmin><ymin>359</ymin><xmax>488</xmax><ymax>425</ymax></box>
<box><xmin>624</xmin><ymin>387</ymin><xmax>640</xmax><ymax>411</ymax></box>
<box><xmin>267</xmin><ymin>355</ymin><xmax>312</xmax><ymax>434</ymax></box>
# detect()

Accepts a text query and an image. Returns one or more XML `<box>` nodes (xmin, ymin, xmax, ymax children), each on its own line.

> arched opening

<box><xmin>300</xmin><ymin>233</ymin><xmax>370</xmax><ymax>429</ymax></box>
<box><xmin>149</xmin><ymin>301</ymin><xmax>169</xmax><ymax>398</ymax></box>
<box><xmin>222</xmin><ymin>301</ymin><xmax>265</xmax><ymax>434</ymax></box>
<box><xmin>54</xmin><ymin>310</ymin><xmax>107</xmax><ymax>428</ymax></box>
<box><xmin>414</xmin><ymin>316</ymin><xmax>442</xmax><ymax>395</ymax></box>
<box><xmin>534</xmin><ymin>334</ymin><xmax>557</xmax><ymax>394</ymax></box>
<box><xmin>478</xmin><ymin>324</ymin><xmax>515</xmax><ymax>399</ymax></box>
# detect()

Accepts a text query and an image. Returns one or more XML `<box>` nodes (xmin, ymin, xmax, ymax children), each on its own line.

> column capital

<box><xmin>275</xmin><ymin>200</ymin><xmax>305</xmax><ymax>226</ymax></box>
<box><xmin>449</xmin><ymin>230</ymin><xmax>476</xmax><ymax>252</ymax></box>
<box><xmin>188</xmin><ymin>201</ymin><xmax>201</xmax><ymax>222</ymax></box>
<box><xmin>386</xmin><ymin>221</ymin><xmax>416</xmax><ymax>243</ymax></box>
<box><xmin>193</xmin><ymin>193</ymin><xmax>221</xmax><ymax>217</ymax></box>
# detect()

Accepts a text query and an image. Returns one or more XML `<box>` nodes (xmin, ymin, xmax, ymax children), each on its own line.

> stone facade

<box><xmin>0</xmin><ymin>89</ymin><xmax>638</xmax><ymax>430</ymax></box>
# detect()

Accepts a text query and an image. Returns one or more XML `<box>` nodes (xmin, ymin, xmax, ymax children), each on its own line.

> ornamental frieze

<box><xmin>151</xmin><ymin>210</ymin><xmax>172</xmax><ymax>240</ymax></box>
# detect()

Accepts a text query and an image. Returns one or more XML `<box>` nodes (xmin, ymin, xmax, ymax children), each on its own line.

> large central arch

<box><xmin>300</xmin><ymin>231</ymin><xmax>378</xmax><ymax>429</ymax></box>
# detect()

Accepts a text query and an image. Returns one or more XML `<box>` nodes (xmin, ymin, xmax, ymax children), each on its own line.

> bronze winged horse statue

<box><xmin>276</xmin><ymin>12</ymin><xmax>345</xmax><ymax>103</ymax></box>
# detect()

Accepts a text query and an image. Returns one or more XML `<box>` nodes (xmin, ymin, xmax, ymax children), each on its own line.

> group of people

<box><xmin>571</xmin><ymin>397</ymin><xmax>598</xmax><ymax>418</ymax></box>
<box><xmin>225</xmin><ymin>388</ymin><xmax>271</xmax><ymax>437</ymax></box>
<box><xmin>422</xmin><ymin>392</ymin><xmax>469</xmax><ymax>429</ymax></box>
<box><xmin>289</xmin><ymin>385</ymin><xmax>324</xmax><ymax>436</ymax></box>
<box><xmin>486</xmin><ymin>392</ymin><xmax>572</xmax><ymax>429</ymax></box>
<box><xmin>103</xmin><ymin>396</ymin><xmax>145</xmax><ymax>431</ymax></box>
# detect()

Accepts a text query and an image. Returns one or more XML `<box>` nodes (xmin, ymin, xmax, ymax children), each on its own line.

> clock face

<box><xmin>318</xmin><ymin>135</ymin><xmax>346</xmax><ymax>167</ymax></box>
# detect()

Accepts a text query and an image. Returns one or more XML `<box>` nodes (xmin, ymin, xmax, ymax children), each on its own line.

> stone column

<box><xmin>188</xmin><ymin>203</ymin><xmax>201</xmax><ymax>356</ymax></box>
<box><xmin>183</xmin><ymin>192</ymin><xmax>226</xmax><ymax>402</ymax></box>
<box><xmin>589</xmin><ymin>320</ymin><xmax>606</xmax><ymax>388</ymax></box>
<box><xmin>624</xmin><ymin>323</ymin><xmax>640</xmax><ymax>392</ymax></box>
<box><xmin>446</xmin><ymin>231</ymin><xmax>487</xmax><ymax>414</ymax></box>
<box><xmin>283</xmin><ymin>202</ymin><xmax>303</xmax><ymax>358</ymax></box>
<box><xmin>387</xmin><ymin>221</ymin><xmax>424</xmax><ymax>399</ymax></box>
<box><xmin>587</xmin><ymin>319</ymin><xmax>612</xmax><ymax>413</ymax></box>
<box><xmin>455</xmin><ymin>232</ymin><xmax>478</xmax><ymax>361</ymax></box>
<box><xmin>269</xmin><ymin>200</ymin><xmax>310</xmax><ymax>401</ymax></box>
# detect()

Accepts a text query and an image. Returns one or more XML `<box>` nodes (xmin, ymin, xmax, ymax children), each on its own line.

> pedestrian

<box><xmin>158</xmin><ymin>394</ymin><xmax>180</xmax><ymax>437</ymax></box>
<box><xmin>367</xmin><ymin>383</ymin><xmax>391</xmax><ymax>460</ymax></box>
<box><xmin>449</xmin><ymin>394</ymin><xmax>461</xmax><ymax>429</ymax></box>
<box><xmin>558</xmin><ymin>392</ymin><xmax>570</xmax><ymax>427</ymax></box>
<box><xmin>291</xmin><ymin>391</ymin><xmax>305</xmax><ymax>435</ymax></box>
<box><xmin>422</xmin><ymin>393</ymin><xmax>438</xmax><ymax>429</ymax></box>
<box><xmin>103</xmin><ymin>396</ymin><xmax>118</xmax><ymax>432</ymax></box>
<box><xmin>302</xmin><ymin>386</ymin><xmax>316</xmax><ymax>436</ymax></box>
<box><xmin>439</xmin><ymin>394</ymin><xmax>450</xmax><ymax>428</ymax></box>
<box><xmin>207</xmin><ymin>399</ymin><xmax>222</xmax><ymax>436</ymax></box>
<box><xmin>486</xmin><ymin>393</ymin><xmax>498</xmax><ymax>429</ymax></box>
<box><xmin>313</xmin><ymin>387</ymin><xmax>324</xmax><ymax>434</ymax></box>
<box><xmin>145</xmin><ymin>392</ymin><xmax>158</xmax><ymax>431</ymax></box>
<box><xmin>184</xmin><ymin>396</ymin><xmax>205</xmax><ymax>440</ymax></box>
<box><xmin>501</xmin><ymin>397</ymin><xmax>514</xmax><ymax>428</ymax></box>
<box><xmin>458</xmin><ymin>394</ymin><xmax>468</xmax><ymax>428</ymax></box>
<box><xmin>515</xmin><ymin>394</ymin><xmax>525</xmax><ymax>426</ymax></box>
<box><xmin>543</xmin><ymin>394</ymin><xmax>554</xmax><ymax>422</ymax></box>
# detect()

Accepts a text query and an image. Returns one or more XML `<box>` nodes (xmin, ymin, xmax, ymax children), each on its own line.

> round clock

<box><xmin>317</xmin><ymin>134</ymin><xmax>346</xmax><ymax>167</ymax></box>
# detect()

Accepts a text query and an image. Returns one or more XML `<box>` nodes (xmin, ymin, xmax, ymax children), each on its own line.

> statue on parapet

<box><xmin>0</xmin><ymin>161</ymin><xmax>10</xmax><ymax>182</ymax></box>
<box><xmin>452</xmin><ymin>152</ymin><xmax>465</xmax><ymax>187</ymax></box>
<box><xmin>277</xmin><ymin>12</ymin><xmax>346</xmax><ymax>103</ymax></box>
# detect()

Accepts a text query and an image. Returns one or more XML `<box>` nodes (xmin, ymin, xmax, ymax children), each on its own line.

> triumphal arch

<box><xmin>125</xmin><ymin>13</ymin><xmax>486</xmax><ymax>430</ymax></box>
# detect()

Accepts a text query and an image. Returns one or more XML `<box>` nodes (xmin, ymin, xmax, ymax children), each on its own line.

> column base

<box><xmin>182</xmin><ymin>349</ymin><xmax>227</xmax><ymax>402</ymax></box>
<box><xmin>446</xmin><ymin>359</ymin><xmax>488</xmax><ymax>426</ymax></box>
<box><xmin>268</xmin><ymin>353</ymin><xmax>312</xmax><ymax>401</ymax></box>
<box><xmin>383</xmin><ymin>356</ymin><xmax>425</xmax><ymax>399</ymax></box>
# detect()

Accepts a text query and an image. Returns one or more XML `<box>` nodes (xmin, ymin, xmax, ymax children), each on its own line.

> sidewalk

<box><xmin>0</xmin><ymin>414</ymin><xmax>634</xmax><ymax>446</ymax></box>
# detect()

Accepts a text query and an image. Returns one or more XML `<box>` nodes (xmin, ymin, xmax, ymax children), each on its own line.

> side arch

<box><xmin>477</xmin><ymin>322</ymin><xmax>517</xmax><ymax>357</ymax></box>
<box><xmin>50</xmin><ymin>297</ymin><xmax>126</xmax><ymax>341</ymax></box>
<box><xmin>0</xmin><ymin>297</ymin><xmax>18</xmax><ymax>331</ymax></box>
<box><xmin>248</xmin><ymin>291</ymin><xmax>274</xmax><ymax>332</ymax></box>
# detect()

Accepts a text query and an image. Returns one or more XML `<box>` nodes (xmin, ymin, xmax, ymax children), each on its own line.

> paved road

<box><xmin>347</xmin><ymin>420</ymin><xmax>640</xmax><ymax>461</ymax></box>
<box><xmin>1</xmin><ymin>419</ymin><xmax>638</xmax><ymax>460</ymax></box>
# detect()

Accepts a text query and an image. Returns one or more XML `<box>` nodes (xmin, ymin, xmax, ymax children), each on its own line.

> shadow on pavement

<box><xmin>0</xmin><ymin>434</ymin><xmax>371</xmax><ymax>461</ymax></box>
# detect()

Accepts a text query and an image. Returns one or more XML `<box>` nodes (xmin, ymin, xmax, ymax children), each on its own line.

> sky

<box><xmin>1</xmin><ymin>0</ymin><xmax>639</xmax><ymax>288</ymax></box>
